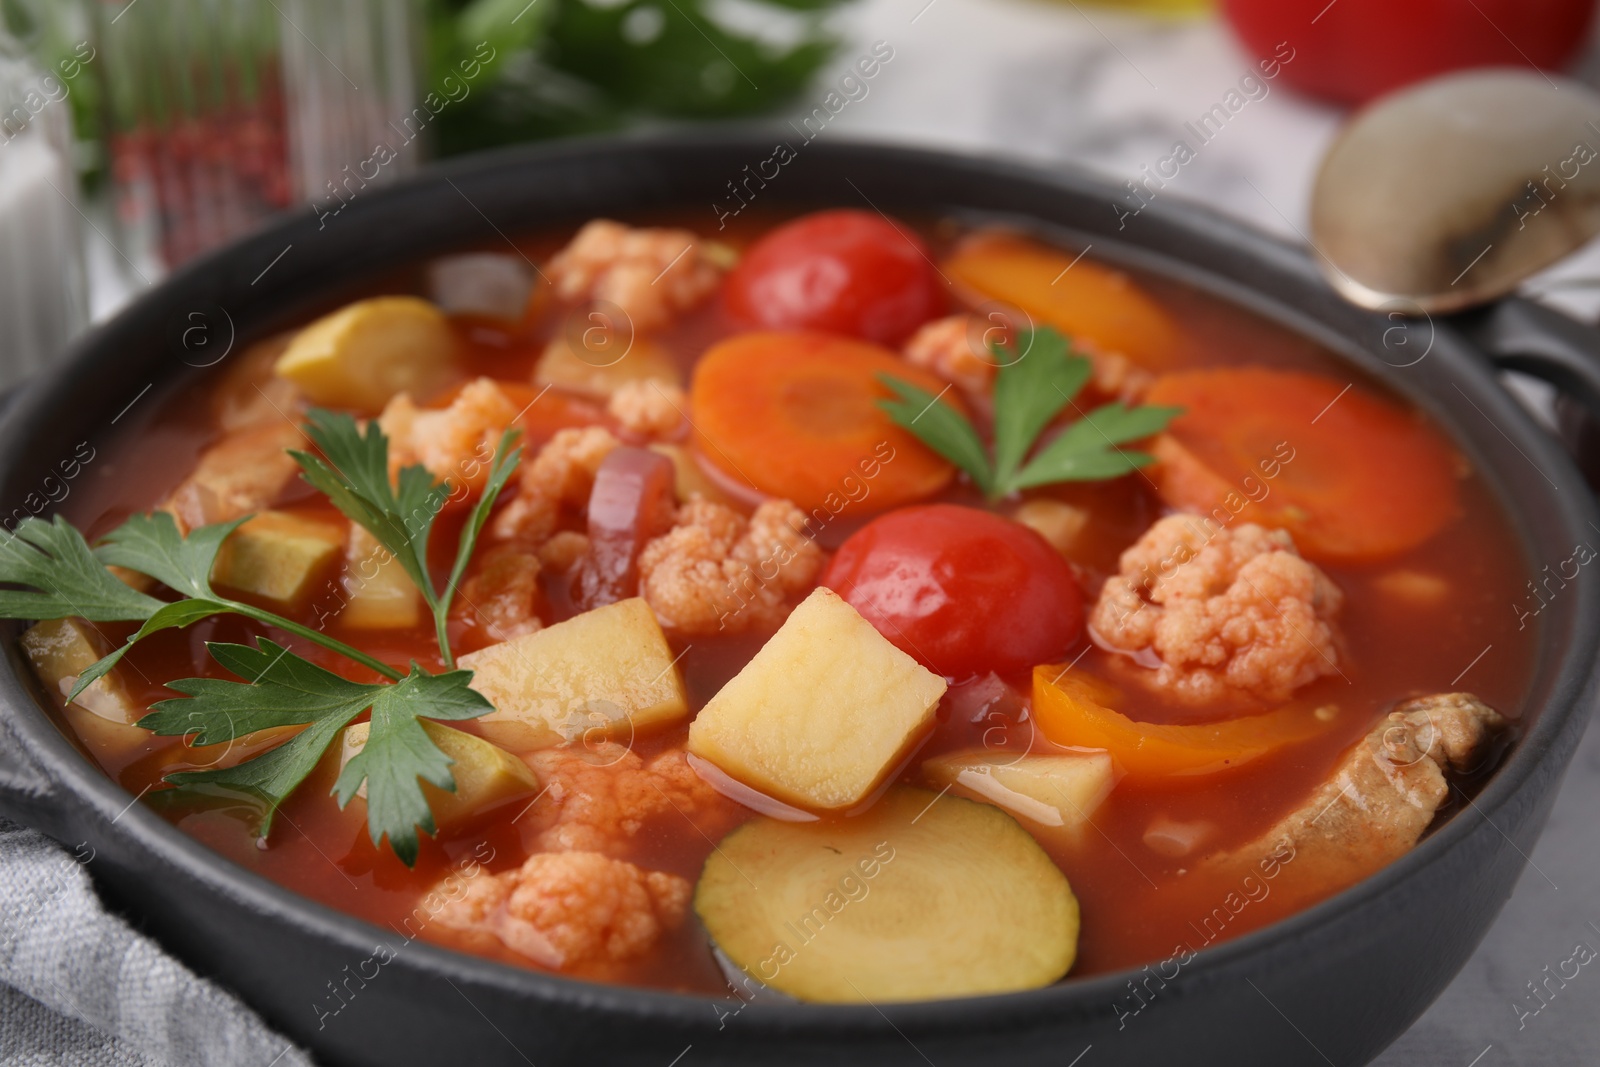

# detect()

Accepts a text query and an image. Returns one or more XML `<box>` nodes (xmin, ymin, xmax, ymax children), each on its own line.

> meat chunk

<box><xmin>433</xmin><ymin>851</ymin><xmax>690</xmax><ymax>970</ymax></box>
<box><xmin>1091</xmin><ymin>516</ymin><xmax>1343</xmax><ymax>703</ymax></box>
<box><xmin>212</xmin><ymin>333</ymin><xmax>303</xmax><ymax>431</ymax></box>
<box><xmin>547</xmin><ymin>220</ymin><xmax>723</xmax><ymax>333</ymax></box>
<box><xmin>522</xmin><ymin>745</ymin><xmax>735</xmax><ymax>856</ymax></box>
<box><xmin>606</xmin><ymin>379</ymin><xmax>686</xmax><ymax>439</ymax></box>
<box><xmin>164</xmin><ymin>421</ymin><xmax>303</xmax><ymax>532</ymax></box>
<box><xmin>379</xmin><ymin>377</ymin><xmax>518</xmax><ymax>493</ymax></box>
<box><xmin>637</xmin><ymin>497</ymin><xmax>825</xmax><ymax>634</ymax></box>
<box><xmin>453</xmin><ymin>546</ymin><xmax>543</xmax><ymax>646</ymax></box>
<box><xmin>1200</xmin><ymin>693</ymin><xmax>1506</xmax><ymax>906</ymax></box>
<box><xmin>491</xmin><ymin>426</ymin><xmax>620</xmax><ymax>543</ymax></box>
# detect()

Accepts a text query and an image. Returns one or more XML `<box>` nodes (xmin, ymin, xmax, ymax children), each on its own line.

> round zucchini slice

<box><xmin>695</xmin><ymin>786</ymin><xmax>1079</xmax><ymax>1003</ymax></box>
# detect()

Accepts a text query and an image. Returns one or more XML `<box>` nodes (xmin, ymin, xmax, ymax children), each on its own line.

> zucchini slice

<box><xmin>695</xmin><ymin>786</ymin><xmax>1079</xmax><ymax>1003</ymax></box>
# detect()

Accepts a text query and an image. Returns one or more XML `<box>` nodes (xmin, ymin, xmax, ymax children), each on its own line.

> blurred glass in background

<box><xmin>0</xmin><ymin>22</ymin><xmax>88</xmax><ymax>389</ymax></box>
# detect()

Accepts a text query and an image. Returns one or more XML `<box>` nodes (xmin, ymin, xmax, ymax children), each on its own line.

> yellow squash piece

<box><xmin>944</xmin><ymin>231</ymin><xmax>1181</xmax><ymax>369</ymax></box>
<box><xmin>687</xmin><ymin>587</ymin><xmax>946</xmax><ymax>811</ymax></box>
<box><xmin>461</xmin><ymin>597</ymin><xmax>688</xmax><ymax>753</ymax></box>
<box><xmin>534</xmin><ymin>333</ymin><xmax>682</xmax><ymax>398</ymax></box>
<box><xmin>22</xmin><ymin>617</ymin><xmax>139</xmax><ymax>723</ymax></box>
<box><xmin>274</xmin><ymin>296</ymin><xmax>457</xmax><ymax>413</ymax></box>
<box><xmin>340</xmin><ymin>526</ymin><xmax>421</xmax><ymax>629</ymax></box>
<box><xmin>695</xmin><ymin>786</ymin><xmax>1079</xmax><ymax>1002</ymax></box>
<box><xmin>921</xmin><ymin>749</ymin><xmax>1117</xmax><ymax>833</ymax></box>
<box><xmin>338</xmin><ymin>720</ymin><xmax>537</xmax><ymax>828</ymax></box>
<box><xmin>211</xmin><ymin>511</ymin><xmax>346</xmax><ymax>609</ymax></box>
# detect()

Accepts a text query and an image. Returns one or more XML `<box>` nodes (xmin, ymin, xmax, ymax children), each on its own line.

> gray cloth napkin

<box><xmin>0</xmin><ymin>818</ymin><xmax>311</xmax><ymax>1067</ymax></box>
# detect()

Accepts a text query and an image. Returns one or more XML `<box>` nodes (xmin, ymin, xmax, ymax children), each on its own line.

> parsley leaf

<box><xmin>879</xmin><ymin>326</ymin><xmax>1182</xmax><ymax>501</ymax></box>
<box><xmin>292</xmin><ymin>410</ymin><xmax>522</xmax><ymax>668</ymax></box>
<box><xmin>146</xmin><ymin>638</ymin><xmax>491</xmax><ymax>863</ymax></box>
<box><xmin>0</xmin><ymin>516</ymin><xmax>165</xmax><ymax>622</ymax></box>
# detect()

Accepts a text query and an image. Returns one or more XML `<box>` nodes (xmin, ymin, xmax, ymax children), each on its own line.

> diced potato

<box><xmin>647</xmin><ymin>443</ymin><xmax>731</xmax><ymax>504</ymax></box>
<box><xmin>921</xmin><ymin>749</ymin><xmax>1116</xmax><ymax>833</ymax></box>
<box><xmin>534</xmin><ymin>333</ymin><xmax>683</xmax><ymax>399</ymax></box>
<box><xmin>687</xmin><ymin>587</ymin><xmax>946</xmax><ymax>811</ymax></box>
<box><xmin>211</xmin><ymin>511</ymin><xmax>346</xmax><ymax>608</ymax></box>
<box><xmin>340</xmin><ymin>526</ymin><xmax>421</xmax><ymax>629</ymax></box>
<box><xmin>696</xmin><ymin>787</ymin><xmax>1079</xmax><ymax>1002</ymax></box>
<box><xmin>21</xmin><ymin>617</ymin><xmax>139</xmax><ymax>723</ymax></box>
<box><xmin>338</xmin><ymin>720</ymin><xmax>538</xmax><ymax>828</ymax></box>
<box><xmin>461</xmin><ymin>597</ymin><xmax>688</xmax><ymax>753</ymax></box>
<box><xmin>274</xmin><ymin>296</ymin><xmax>457</xmax><ymax>413</ymax></box>
<box><xmin>1010</xmin><ymin>499</ymin><xmax>1090</xmax><ymax>557</ymax></box>
<box><xmin>426</xmin><ymin>253</ymin><xmax>535</xmax><ymax>321</ymax></box>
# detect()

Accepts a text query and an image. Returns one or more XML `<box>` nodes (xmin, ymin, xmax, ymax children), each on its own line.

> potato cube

<box><xmin>534</xmin><ymin>334</ymin><xmax>683</xmax><ymax>398</ymax></box>
<box><xmin>922</xmin><ymin>750</ymin><xmax>1117</xmax><ymax>833</ymax></box>
<box><xmin>461</xmin><ymin>597</ymin><xmax>688</xmax><ymax>753</ymax></box>
<box><xmin>340</xmin><ymin>526</ymin><xmax>421</xmax><ymax>629</ymax></box>
<box><xmin>688</xmin><ymin>587</ymin><xmax>946</xmax><ymax>811</ymax></box>
<box><xmin>212</xmin><ymin>510</ymin><xmax>346</xmax><ymax>608</ymax></box>
<box><xmin>274</xmin><ymin>296</ymin><xmax>457</xmax><ymax>413</ymax></box>
<box><xmin>21</xmin><ymin>617</ymin><xmax>139</xmax><ymax>723</ymax></box>
<box><xmin>1011</xmin><ymin>499</ymin><xmax>1090</xmax><ymax>557</ymax></box>
<box><xmin>338</xmin><ymin>720</ymin><xmax>538</xmax><ymax>828</ymax></box>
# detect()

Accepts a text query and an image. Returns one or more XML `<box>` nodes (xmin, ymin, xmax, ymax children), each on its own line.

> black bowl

<box><xmin>0</xmin><ymin>134</ymin><xmax>1597</xmax><ymax>1067</ymax></box>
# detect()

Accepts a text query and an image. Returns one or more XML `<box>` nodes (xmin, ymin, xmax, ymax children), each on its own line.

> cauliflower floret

<box><xmin>164</xmin><ymin>421</ymin><xmax>303</xmax><ymax>532</ymax></box>
<box><xmin>454</xmin><ymin>546</ymin><xmax>543</xmax><ymax>644</ymax></box>
<box><xmin>903</xmin><ymin>315</ymin><xmax>993</xmax><ymax>399</ymax></box>
<box><xmin>522</xmin><ymin>745</ymin><xmax>734</xmax><ymax>856</ymax></box>
<box><xmin>491</xmin><ymin>426</ymin><xmax>620</xmax><ymax>543</ymax></box>
<box><xmin>606</xmin><ymin>379</ymin><xmax>686</xmax><ymax>439</ymax></box>
<box><xmin>1091</xmin><ymin>516</ymin><xmax>1343</xmax><ymax>703</ymax></box>
<box><xmin>1077</xmin><ymin>340</ymin><xmax>1154</xmax><ymax>402</ymax></box>
<box><xmin>379</xmin><ymin>377</ymin><xmax>518</xmax><ymax>492</ymax></box>
<box><xmin>434</xmin><ymin>851</ymin><xmax>689</xmax><ymax>970</ymax></box>
<box><xmin>637</xmin><ymin>498</ymin><xmax>824</xmax><ymax>634</ymax></box>
<box><xmin>547</xmin><ymin>220</ymin><xmax>723</xmax><ymax>333</ymax></box>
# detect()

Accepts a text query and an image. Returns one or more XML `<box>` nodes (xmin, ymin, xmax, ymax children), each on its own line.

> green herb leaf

<box><xmin>875</xmin><ymin>374</ymin><xmax>994</xmax><ymax>496</ymax></box>
<box><xmin>991</xmin><ymin>328</ymin><xmax>1093</xmax><ymax>487</ymax></box>
<box><xmin>68</xmin><ymin>599</ymin><xmax>232</xmax><ymax>703</ymax></box>
<box><xmin>95</xmin><ymin>511</ymin><xmax>244</xmax><ymax>600</ymax></box>
<box><xmin>292</xmin><ymin>409</ymin><xmax>449</xmax><ymax>615</ymax></box>
<box><xmin>0</xmin><ymin>516</ymin><xmax>164</xmax><ymax>622</ymax></box>
<box><xmin>1012</xmin><ymin>402</ymin><xmax>1184</xmax><ymax>490</ymax></box>
<box><xmin>148</xmin><ymin>638</ymin><xmax>491</xmax><ymax>862</ymax></box>
<box><xmin>879</xmin><ymin>326</ymin><xmax>1182</xmax><ymax>500</ymax></box>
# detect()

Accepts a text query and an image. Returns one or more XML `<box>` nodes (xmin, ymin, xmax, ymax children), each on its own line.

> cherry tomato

<box><xmin>822</xmin><ymin>504</ymin><xmax>1084</xmax><ymax>680</ymax></box>
<box><xmin>1223</xmin><ymin>0</ymin><xmax>1593</xmax><ymax>106</ymax></box>
<box><xmin>725</xmin><ymin>209</ymin><xmax>946</xmax><ymax>345</ymax></box>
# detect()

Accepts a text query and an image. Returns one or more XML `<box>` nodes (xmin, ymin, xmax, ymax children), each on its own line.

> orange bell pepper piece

<box><xmin>1031</xmin><ymin>666</ymin><xmax>1334</xmax><ymax>780</ymax></box>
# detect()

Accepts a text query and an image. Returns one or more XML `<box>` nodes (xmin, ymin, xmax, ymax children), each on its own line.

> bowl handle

<box><xmin>1456</xmin><ymin>297</ymin><xmax>1600</xmax><ymax>483</ymax></box>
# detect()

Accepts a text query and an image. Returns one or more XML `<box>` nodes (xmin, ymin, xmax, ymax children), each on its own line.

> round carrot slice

<box><xmin>689</xmin><ymin>331</ymin><xmax>955</xmax><ymax>511</ymax></box>
<box><xmin>1145</xmin><ymin>367</ymin><xmax>1461</xmax><ymax>564</ymax></box>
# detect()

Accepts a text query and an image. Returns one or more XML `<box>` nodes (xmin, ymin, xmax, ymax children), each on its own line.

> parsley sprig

<box><xmin>0</xmin><ymin>412</ymin><xmax>524</xmax><ymax>864</ymax></box>
<box><xmin>292</xmin><ymin>409</ymin><xmax>522</xmax><ymax>669</ymax></box>
<box><xmin>879</xmin><ymin>326</ymin><xmax>1182</xmax><ymax>501</ymax></box>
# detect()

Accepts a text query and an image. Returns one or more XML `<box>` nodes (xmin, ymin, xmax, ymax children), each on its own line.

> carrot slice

<box><xmin>689</xmin><ymin>331</ymin><xmax>955</xmax><ymax>511</ymax></box>
<box><xmin>1145</xmin><ymin>367</ymin><xmax>1461</xmax><ymax>564</ymax></box>
<box><xmin>1032</xmin><ymin>667</ymin><xmax>1331</xmax><ymax>780</ymax></box>
<box><xmin>943</xmin><ymin>232</ymin><xmax>1181</xmax><ymax>369</ymax></box>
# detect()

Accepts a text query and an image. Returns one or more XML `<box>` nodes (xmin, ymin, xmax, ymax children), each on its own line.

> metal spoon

<box><xmin>1309</xmin><ymin>69</ymin><xmax>1600</xmax><ymax>315</ymax></box>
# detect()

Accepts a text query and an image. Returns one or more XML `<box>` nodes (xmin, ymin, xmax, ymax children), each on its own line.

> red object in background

<box><xmin>1223</xmin><ymin>0</ymin><xmax>1597</xmax><ymax>106</ymax></box>
<box><xmin>725</xmin><ymin>209</ymin><xmax>946</xmax><ymax>346</ymax></box>
<box><xmin>822</xmin><ymin>504</ymin><xmax>1084</xmax><ymax>680</ymax></box>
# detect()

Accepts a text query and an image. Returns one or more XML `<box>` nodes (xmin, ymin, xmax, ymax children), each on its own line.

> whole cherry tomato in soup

<box><xmin>725</xmin><ymin>209</ymin><xmax>946</xmax><ymax>345</ymax></box>
<box><xmin>822</xmin><ymin>504</ymin><xmax>1084</xmax><ymax>680</ymax></box>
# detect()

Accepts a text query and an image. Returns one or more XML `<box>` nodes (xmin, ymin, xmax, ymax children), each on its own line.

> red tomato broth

<box><xmin>41</xmin><ymin>212</ymin><xmax>1537</xmax><ymax>999</ymax></box>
